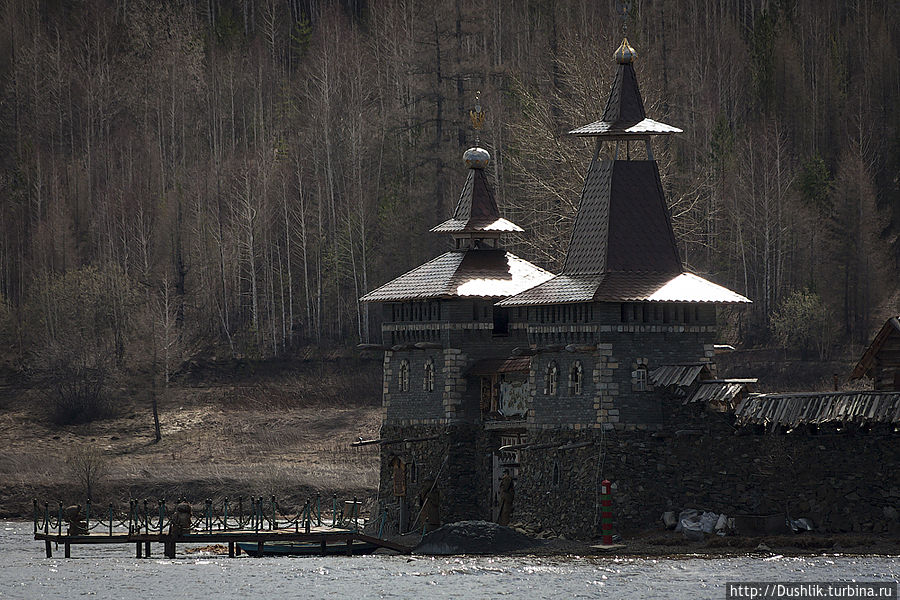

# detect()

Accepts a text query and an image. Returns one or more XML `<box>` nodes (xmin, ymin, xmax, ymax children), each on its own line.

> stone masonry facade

<box><xmin>516</xmin><ymin>408</ymin><xmax>900</xmax><ymax>539</ymax></box>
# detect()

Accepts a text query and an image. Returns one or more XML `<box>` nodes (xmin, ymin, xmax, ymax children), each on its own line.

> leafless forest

<box><xmin>0</xmin><ymin>0</ymin><xmax>897</xmax><ymax>416</ymax></box>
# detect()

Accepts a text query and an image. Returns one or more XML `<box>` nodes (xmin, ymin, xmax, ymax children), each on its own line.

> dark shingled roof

<box><xmin>431</xmin><ymin>169</ymin><xmax>523</xmax><ymax>234</ymax></box>
<box><xmin>564</xmin><ymin>160</ymin><xmax>681</xmax><ymax>275</ymax></box>
<box><xmin>468</xmin><ymin>356</ymin><xmax>531</xmax><ymax>375</ymax></box>
<box><xmin>851</xmin><ymin>316</ymin><xmax>900</xmax><ymax>380</ymax></box>
<box><xmin>735</xmin><ymin>391</ymin><xmax>900</xmax><ymax>427</ymax></box>
<box><xmin>497</xmin><ymin>271</ymin><xmax>750</xmax><ymax>306</ymax></box>
<box><xmin>360</xmin><ymin>249</ymin><xmax>553</xmax><ymax>303</ymax></box>
<box><xmin>499</xmin><ymin>41</ymin><xmax>749</xmax><ymax>309</ymax></box>
<box><xmin>568</xmin><ymin>62</ymin><xmax>680</xmax><ymax>138</ymax></box>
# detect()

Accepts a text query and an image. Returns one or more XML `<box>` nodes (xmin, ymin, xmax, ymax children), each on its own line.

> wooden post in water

<box><xmin>45</xmin><ymin>540</ymin><xmax>52</xmax><ymax>558</ymax></box>
<box><xmin>320</xmin><ymin>538</ymin><xmax>327</xmax><ymax>556</ymax></box>
<box><xmin>136</xmin><ymin>542</ymin><xmax>142</xmax><ymax>558</ymax></box>
<box><xmin>346</xmin><ymin>538</ymin><xmax>353</xmax><ymax>556</ymax></box>
<box><xmin>228</xmin><ymin>542</ymin><xmax>235</xmax><ymax>558</ymax></box>
<box><xmin>144</xmin><ymin>541</ymin><xmax>150</xmax><ymax>557</ymax></box>
<box><xmin>64</xmin><ymin>543</ymin><xmax>70</xmax><ymax>558</ymax></box>
<box><xmin>256</xmin><ymin>541</ymin><xmax>263</xmax><ymax>557</ymax></box>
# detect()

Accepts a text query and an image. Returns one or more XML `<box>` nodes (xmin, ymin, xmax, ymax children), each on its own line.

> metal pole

<box><xmin>316</xmin><ymin>494</ymin><xmax>321</xmax><ymax>527</ymax></box>
<box><xmin>108</xmin><ymin>504</ymin><xmax>113</xmax><ymax>537</ymax></box>
<box><xmin>271</xmin><ymin>496</ymin><xmax>277</xmax><ymax>530</ymax></box>
<box><xmin>601</xmin><ymin>479</ymin><xmax>613</xmax><ymax>545</ymax></box>
<box><xmin>223</xmin><ymin>498</ymin><xmax>229</xmax><ymax>531</ymax></box>
<box><xmin>44</xmin><ymin>502</ymin><xmax>49</xmax><ymax>535</ymax></box>
<box><xmin>57</xmin><ymin>502</ymin><xmax>62</xmax><ymax>537</ymax></box>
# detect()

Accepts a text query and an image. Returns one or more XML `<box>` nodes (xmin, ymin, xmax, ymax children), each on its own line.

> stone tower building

<box><xmin>361</xmin><ymin>38</ymin><xmax>749</xmax><ymax>535</ymax></box>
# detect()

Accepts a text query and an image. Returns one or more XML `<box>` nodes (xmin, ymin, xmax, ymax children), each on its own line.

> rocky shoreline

<box><xmin>371</xmin><ymin>520</ymin><xmax>900</xmax><ymax>558</ymax></box>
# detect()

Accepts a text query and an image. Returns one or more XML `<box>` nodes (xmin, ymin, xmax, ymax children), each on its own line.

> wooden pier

<box><xmin>33</xmin><ymin>496</ymin><xmax>411</xmax><ymax>558</ymax></box>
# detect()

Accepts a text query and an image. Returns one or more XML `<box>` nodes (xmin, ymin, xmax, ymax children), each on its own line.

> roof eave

<box><xmin>850</xmin><ymin>316</ymin><xmax>900</xmax><ymax>379</ymax></box>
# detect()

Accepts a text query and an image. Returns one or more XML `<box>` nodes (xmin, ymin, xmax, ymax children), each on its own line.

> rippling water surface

<box><xmin>2</xmin><ymin>522</ymin><xmax>897</xmax><ymax>599</ymax></box>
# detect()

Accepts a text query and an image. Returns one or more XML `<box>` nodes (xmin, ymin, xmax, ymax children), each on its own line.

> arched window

<box><xmin>398</xmin><ymin>359</ymin><xmax>410</xmax><ymax>392</ymax></box>
<box><xmin>634</xmin><ymin>365</ymin><xmax>648</xmax><ymax>392</ymax></box>
<box><xmin>423</xmin><ymin>359</ymin><xmax>435</xmax><ymax>392</ymax></box>
<box><xmin>570</xmin><ymin>361</ymin><xmax>583</xmax><ymax>395</ymax></box>
<box><xmin>545</xmin><ymin>361</ymin><xmax>559</xmax><ymax>396</ymax></box>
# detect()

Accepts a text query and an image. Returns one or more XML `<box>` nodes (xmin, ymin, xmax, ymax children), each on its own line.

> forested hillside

<box><xmin>0</xmin><ymin>0</ymin><xmax>897</xmax><ymax>392</ymax></box>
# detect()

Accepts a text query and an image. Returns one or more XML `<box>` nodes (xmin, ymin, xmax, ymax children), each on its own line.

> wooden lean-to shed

<box><xmin>851</xmin><ymin>316</ymin><xmax>900</xmax><ymax>391</ymax></box>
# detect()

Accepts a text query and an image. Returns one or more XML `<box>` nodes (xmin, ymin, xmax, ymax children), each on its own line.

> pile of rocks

<box><xmin>414</xmin><ymin>520</ymin><xmax>544</xmax><ymax>555</ymax></box>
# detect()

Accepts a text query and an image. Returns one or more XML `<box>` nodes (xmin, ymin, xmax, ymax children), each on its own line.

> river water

<box><xmin>1</xmin><ymin>522</ymin><xmax>897</xmax><ymax>599</ymax></box>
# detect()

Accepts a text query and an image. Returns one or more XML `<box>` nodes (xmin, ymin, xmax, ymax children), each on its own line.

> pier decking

<box><xmin>33</xmin><ymin>496</ymin><xmax>411</xmax><ymax>558</ymax></box>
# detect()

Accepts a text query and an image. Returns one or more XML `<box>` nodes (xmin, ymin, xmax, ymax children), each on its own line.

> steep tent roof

<box><xmin>361</xmin><ymin>136</ymin><xmax>547</xmax><ymax>305</ymax></box>
<box><xmin>851</xmin><ymin>316</ymin><xmax>900</xmax><ymax>380</ymax></box>
<box><xmin>431</xmin><ymin>168</ymin><xmax>523</xmax><ymax>233</ymax></box>
<box><xmin>568</xmin><ymin>39</ymin><xmax>681</xmax><ymax>138</ymax></box>
<box><xmin>499</xmin><ymin>39</ymin><xmax>749</xmax><ymax>309</ymax></box>
<box><xmin>563</xmin><ymin>160</ymin><xmax>681</xmax><ymax>275</ymax></box>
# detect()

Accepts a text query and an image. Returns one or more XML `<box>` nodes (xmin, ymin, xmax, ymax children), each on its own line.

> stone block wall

<box><xmin>529</xmin><ymin>352</ymin><xmax>596</xmax><ymax>428</ymax></box>
<box><xmin>525</xmin><ymin>328</ymin><xmax>715</xmax><ymax>430</ymax></box>
<box><xmin>600</xmin><ymin>329</ymin><xmax>715</xmax><ymax>428</ymax></box>
<box><xmin>383</xmin><ymin>349</ymin><xmax>445</xmax><ymax>425</ymax></box>
<box><xmin>514</xmin><ymin>408</ymin><xmax>900</xmax><ymax>539</ymax></box>
<box><xmin>378</xmin><ymin>423</ymin><xmax>491</xmax><ymax>531</ymax></box>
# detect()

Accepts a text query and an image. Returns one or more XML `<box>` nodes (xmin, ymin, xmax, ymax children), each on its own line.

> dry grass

<box><xmin>0</xmin><ymin>359</ymin><xmax>384</xmax><ymax>516</ymax></box>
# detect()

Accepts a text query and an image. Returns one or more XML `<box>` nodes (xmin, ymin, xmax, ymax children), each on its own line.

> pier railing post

<box><xmin>206</xmin><ymin>498</ymin><xmax>212</xmax><ymax>533</ymax></box>
<box><xmin>57</xmin><ymin>501</ymin><xmax>62</xmax><ymax>537</ymax></box>
<box><xmin>158</xmin><ymin>500</ymin><xmax>165</xmax><ymax>535</ymax></box>
<box><xmin>353</xmin><ymin>497</ymin><xmax>358</xmax><ymax>532</ymax></box>
<box><xmin>316</xmin><ymin>494</ymin><xmax>321</xmax><ymax>527</ymax></box>
<box><xmin>144</xmin><ymin>500</ymin><xmax>149</xmax><ymax>535</ymax></box>
<box><xmin>33</xmin><ymin>499</ymin><xmax>38</xmax><ymax>535</ymax></box>
<box><xmin>44</xmin><ymin>502</ymin><xmax>49</xmax><ymax>535</ymax></box>
<box><xmin>332</xmin><ymin>494</ymin><xmax>337</xmax><ymax>527</ymax></box>
<box><xmin>238</xmin><ymin>497</ymin><xmax>243</xmax><ymax>529</ymax></box>
<box><xmin>223</xmin><ymin>497</ymin><xmax>229</xmax><ymax>531</ymax></box>
<box><xmin>304</xmin><ymin>499</ymin><xmax>310</xmax><ymax>534</ymax></box>
<box><xmin>128</xmin><ymin>499</ymin><xmax>134</xmax><ymax>534</ymax></box>
<box><xmin>108</xmin><ymin>504</ymin><xmax>113</xmax><ymax>537</ymax></box>
<box><xmin>271</xmin><ymin>496</ymin><xmax>277</xmax><ymax>530</ymax></box>
<box><xmin>254</xmin><ymin>498</ymin><xmax>259</xmax><ymax>533</ymax></box>
<box><xmin>86</xmin><ymin>499</ymin><xmax>91</xmax><ymax>532</ymax></box>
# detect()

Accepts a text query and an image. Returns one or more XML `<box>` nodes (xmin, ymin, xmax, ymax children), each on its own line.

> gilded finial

<box><xmin>614</xmin><ymin>38</ymin><xmax>637</xmax><ymax>64</ymax></box>
<box><xmin>463</xmin><ymin>91</ymin><xmax>490</xmax><ymax>169</ymax></box>
<box><xmin>469</xmin><ymin>91</ymin><xmax>485</xmax><ymax>132</ymax></box>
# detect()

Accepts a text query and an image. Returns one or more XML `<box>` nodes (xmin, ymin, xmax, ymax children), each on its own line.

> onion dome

<box><xmin>614</xmin><ymin>37</ymin><xmax>637</xmax><ymax>64</ymax></box>
<box><xmin>464</xmin><ymin>147</ymin><xmax>490</xmax><ymax>169</ymax></box>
